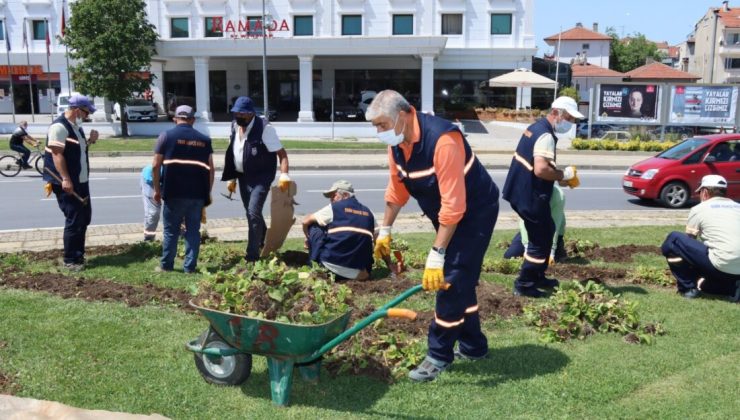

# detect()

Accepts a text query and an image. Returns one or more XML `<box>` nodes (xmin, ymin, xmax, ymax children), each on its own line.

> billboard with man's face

<box><xmin>597</xmin><ymin>84</ymin><xmax>660</xmax><ymax>122</ymax></box>
<box><xmin>669</xmin><ymin>85</ymin><xmax>738</xmax><ymax>124</ymax></box>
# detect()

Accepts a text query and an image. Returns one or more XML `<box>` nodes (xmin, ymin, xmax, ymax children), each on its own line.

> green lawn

<box><xmin>0</xmin><ymin>226</ymin><xmax>738</xmax><ymax>419</ymax></box>
<box><xmin>0</xmin><ymin>138</ymin><xmax>385</xmax><ymax>153</ymax></box>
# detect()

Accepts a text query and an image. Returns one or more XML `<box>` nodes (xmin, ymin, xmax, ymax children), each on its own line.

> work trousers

<box><xmin>238</xmin><ymin>177</ymin><xmax>270</xmax><ymax>261</ymax></box>
<box><xmin>141</xmin><ymin>180</ymin><xmax>161</xmax><ymax>240</ymax></box>
<box><xmin>514</xmin><ymin>206</ymin><xmax>556</xmax><ymax>291</ymax></box>
<box><xmin>10</xmin><ymin>143</ymin><xmax>30</xmax><ymax>165</ymax></box>
<box><xmin>161</xmin><ymin>198</ymin><xmax>204</xmax><ymax>273</ymax></box>
<box><xmin>427</xmin><ymin>202</ymin><xmax>498</xmax><ymax>364</ymax></box>
<box><xmin>661</xmin><ymin>231</ymin><xmax>739</xmax><ymax>296</ymax></box>
<box><xmin>52</xmin><ymin>182</ymin><xmax>92</xmax><ymax>264</ymax></box>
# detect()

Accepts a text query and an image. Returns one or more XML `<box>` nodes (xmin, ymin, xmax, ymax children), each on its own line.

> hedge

<box><xmin>571</xmin><ymin>139</ymin><xmax>678</xmax><ymax>152</ymax></box>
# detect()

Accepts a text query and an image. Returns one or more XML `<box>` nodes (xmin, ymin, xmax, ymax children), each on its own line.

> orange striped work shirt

<box><xmin>384</xmin><ymin>107</ymin><xmax>466</xmax><ymax>225</ymax></box>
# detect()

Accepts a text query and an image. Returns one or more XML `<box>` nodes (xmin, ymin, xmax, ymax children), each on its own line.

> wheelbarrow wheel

<box><xmin>193</xmin><ymin>329</ymin><xmax>252</xmax><ymax>386</ymax></box>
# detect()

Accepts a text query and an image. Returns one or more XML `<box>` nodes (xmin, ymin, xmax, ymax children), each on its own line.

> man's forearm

<box><xmin>52</xmin><ymin>152</ymin><xmax>70</xmax><ymax>181</ymax></box>
<box><xmin>279</xmin><ymin>151</ymin><xmax>289</xmax><ymax>174</ymax></box>
<box><xmin>433</xmin><ymin>223</ymin><xmax>458</xmax><ymax>249</ymax></box>
<box><xmin>382</xmin><ymin>202</ymin><xmax>403</xmax><ymax>227</ymax></box>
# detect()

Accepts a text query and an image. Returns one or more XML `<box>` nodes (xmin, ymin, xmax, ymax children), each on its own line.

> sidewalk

<box><xmin>0</xmin><ymin>210</ymin><xmax>687</xmax><ymax>253</ymax></box>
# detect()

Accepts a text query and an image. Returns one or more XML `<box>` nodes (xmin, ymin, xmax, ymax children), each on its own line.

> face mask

<box><xmin>75</xmin><ymin>117</ymin><xmax>83</xmax><ymax>126</ymax></box>
<box><xmin>377</xmin><ymin>115</ymin><xmax>405</xmax><ymax>146</ymax></box>
<box><xmin>235</xmin><ymin>116</ymin><xmax>253</xmax><ymax>128</ymax></box>
<box><xmin>554</xmin><ymin>112</ymin><xmax>574</xmax><ymax>134</ymax></box>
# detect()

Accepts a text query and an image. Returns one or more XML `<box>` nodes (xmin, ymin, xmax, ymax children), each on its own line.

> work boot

<box><xmin>63</xmin><ymin>262</ymin><xmax>84</xmax><ymax>272</ymax></box>
<box><xmin>408</xmin><ymin>356</ymin><xmax>450</xmax><ymax>382</ymax></box>
<box><xmin>454</xmin><ymin>346</ymin><xmax>489</xmax><ymax>362</ymax></box>
<box><xmin>554</xmin><ymin>236</ymin><xmax>568</xmax><ymax>261</ymax></box>
<box><xmin>537</xmin><ymin>277</ymin><xmax>560</xmax><ymax>289</ymax></box>
<box><xmin>682</xmin><ymin>288</ymin><xmax>700</xmax><ymax>299</ymax></box>
<box><xmin>22</xmin><ymin>163</ymin><xmax>33</xmax><ymax>170</ymax></box>
<box><xmin>729</xmin><ymin>281</ymin><xmax>740</xmax><ymax>303</ymax></box>
<box><xmin>513</xmin><ymin>286</ymin><xmax>546</xmax><ymax>298</ymax></box>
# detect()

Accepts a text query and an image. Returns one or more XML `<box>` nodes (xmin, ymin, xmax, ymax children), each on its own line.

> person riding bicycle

<box><xmin>9</xmin><ymin>121</ymin><xmax>38</xmax><ymax>169</ymax></box>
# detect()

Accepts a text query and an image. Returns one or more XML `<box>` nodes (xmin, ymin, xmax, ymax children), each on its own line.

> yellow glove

<box><xmin>567</xmin><ymin>173</ymin><xmax>580</xmax><ymax>189</ymax></box>
<box><xmin>44</xmin><ymin>182</ymin><xmax>52</xmax><ymax>198</ymax></box>
<box><xmin>278</xmin><ymin>173</ymin><xmax>291</xmax><ymax>192</ymax></box>
<box><xmin>201</xmin><ymin>208</ymin><xmax>207</xmax><ymax>224</ymax></box>
<box><xmin>562</xmin><ymin>166</ymin><xmax>579</xmax><ymax>189</ymax></box>
<box><xmin>374</xmin><ymin>226</ymin><xmax>392</xmax><ymax>259</ymax></box>
<box><xmin>422</xmin><ymin>248</ymin><xmax>445</xmax><ymax>291</ymax></box>
<box><xmin>548</xmin><ymin>253</ymin><xmax>556</xmax><ymax>266</ymax></box>
<box><xmin>227</xmin><ymin>180</ymin><xmax>237</xmax><ymax>194</ymax></box>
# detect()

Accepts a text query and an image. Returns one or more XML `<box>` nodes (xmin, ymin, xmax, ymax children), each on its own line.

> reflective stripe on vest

<box><xmin>396</xmin><ymin>153</ymin><xmax>478</xmax><ymax>179</ymax></box>
<box><xmin>434</xmin><ymin>314</ymin><xmax>465</xmax><ymax>328</ymax></box>
<box><xmin>163</xmin><ymin>159</ymin><xmax>211</xmax><ymax>171</ymax></box>
<box><xmin>66</xmin><ymin>137</ymin><xmax>79</xmax><ymax>145</ymax></box>
<box><xmin>666</xmin><ymin>257</ymin><xmax>683</xmax><ymax>263</ymax></box>
<box><xmin>514</xmin><ymin>152</ymin><xmax>534</xmax><ymax>172</ymax></box>
<box><xmin>465</xmin><ymin>304</ymin><xmax>479</xmax><ymax>314</ymax></box>
<box><xmin>524</xmin><ymin>252</ymin><xmax>546</xmax><ymax>264</ymax></box>
<box><xmin>326</xmin><ymin>226</ymin><xmax>374</xmax><ymax>239</ymax></box>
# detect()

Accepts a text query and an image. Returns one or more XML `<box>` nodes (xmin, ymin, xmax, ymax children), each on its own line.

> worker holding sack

<box><xmin>367</xmin><ymin>90</ymin><xmax>500</xmax><ymax>382</ymax></box>
<box><xmin>222</xmin><ymin>96</ymin><xmax>291</xmax><ymax>262</ymax></box>
<box><xmin>502</xmin><ymin>96</ymin><xmax>583</xmax><ymax>298</ymax></box>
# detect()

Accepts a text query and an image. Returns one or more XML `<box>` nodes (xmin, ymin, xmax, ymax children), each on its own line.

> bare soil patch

<box><xmin>583</xmin><ymin>245</ymin><xmax>661</xmax><ymax>264</ymax></box>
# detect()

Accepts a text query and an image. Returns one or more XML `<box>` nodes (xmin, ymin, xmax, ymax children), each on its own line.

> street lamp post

<box><xmin>262</xmin><ymin>0</ymin><xmax>269</xmax><ymax>116</ymax></box>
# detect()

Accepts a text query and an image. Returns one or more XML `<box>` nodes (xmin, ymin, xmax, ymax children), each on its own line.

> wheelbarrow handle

<box><xmin>299</xmin><ymin>284</ymin><xmax>424</xmax><ymax>364</ymax></box>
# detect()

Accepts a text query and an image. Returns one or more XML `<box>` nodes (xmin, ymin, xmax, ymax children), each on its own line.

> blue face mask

<box><xmin>554</xmin><ymin>119</ymin><xmax>574</xmax><ymax>134</ymax></box>
<box><xmin>377</xmin><ymin>115</ymin><xmax>405</xmax><ymax>146</ymax></box>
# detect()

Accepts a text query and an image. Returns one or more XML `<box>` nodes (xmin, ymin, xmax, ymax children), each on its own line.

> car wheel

<box><xmin>659</xmin><ymin>181</ymin><xmax>690</xmax><ymax>208</ymax></box>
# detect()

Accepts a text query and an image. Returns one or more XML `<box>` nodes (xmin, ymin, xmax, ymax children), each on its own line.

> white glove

<box><xmin>278</xmin><ymin>173</ymin><xmax>291</xmax><ymax>191</ymax></box>
<box><xmin>562</xmin><ymin>166</ymin><xmax>576</xmax><ymax>181</ymax></box>
<box><xmin>377</xmin><ymin>226</ymin><xmax>392</xmax><ymax>240</ymax></box>
<box><xmin>425</xmin><ymin>248</ymin><xmax>445</xmax><ymax>269</ymax></box>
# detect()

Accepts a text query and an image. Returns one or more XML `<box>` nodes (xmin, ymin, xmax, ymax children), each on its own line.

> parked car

<box><xmin>600</xmin><ymin>131</ymin><xmax>632</xmax><ymax>141</ymax></box>
<box><xmin>577</xmin><ymin>122</ymin><xmax>623</xmax><ymax>138</ymax></box>
<box><xmin>113</xmin><ymin>99</ymin><xmax>158</xmax><ymax>122</ymax></box>
<box><xmin>648</xmin><ymin>125</ymin><xmax>695</xmax><ymax>140</ymax></box>
<box><xmin>332</xmin><ymin>102</ymin><xmax>364</xmax><ymax>121</ymax></box>
<box><xmin>357</xmin><ymin>90</ymin><xmax>377</xmax><ymax>113</ymax></box>
<box><xmin>622</xmin><ymin>134</ymin><xmax>740</xmax><ymax>208</ymax></box>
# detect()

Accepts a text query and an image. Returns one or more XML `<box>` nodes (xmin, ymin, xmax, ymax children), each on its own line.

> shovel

<box><xmin>220</xmin><ymin>191</ymin><xmax>237</xmax><ymax>201</ymax></box>
<box><xmin>43</xmin><ymin>168</ymin><xmax>89</xmax><ymax>206</ymax></box>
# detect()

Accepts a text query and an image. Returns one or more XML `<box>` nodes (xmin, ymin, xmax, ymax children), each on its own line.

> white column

<box><xmin>420</xmin><ymin>54</ymin><xmax>435</xmax><ymax>114</ymax></box>
<box><xmin>520</xmin><ymin>87</ymin><xmax>532</xmax><ymax>109</ymax></box>
<box><xmin>193</xmin><ymin>56</ymin><xmax>211</xmax><ymax>121</ymax></box>
<box><xmin>297</xmin><ymin>55</ymin><xmax>314</xmax><ymax>122</ymax></box>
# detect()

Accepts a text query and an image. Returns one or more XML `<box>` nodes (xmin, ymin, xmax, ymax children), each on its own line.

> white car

<box><xmin>114</xmin><ymin>99</ymin><xmax>158</xmax><ymax>122</ymax></box>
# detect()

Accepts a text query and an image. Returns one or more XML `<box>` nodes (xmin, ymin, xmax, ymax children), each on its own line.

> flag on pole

<box><xmin>45</xmin><ymin>20</ymin><xmax>51</xmax><ymax>56</ymax></box>
<box><xmin>5</xmin><ymin>25</ymin><xmax>10</xmax><ymax>52</ymax></box>
<box><xmin>61</xmin><ymin>0</ymin><xmax>66</xmax><ymax>37</ymax></box>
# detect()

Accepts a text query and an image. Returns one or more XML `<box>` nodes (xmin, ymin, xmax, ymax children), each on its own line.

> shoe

<box><xmin>454</xmin><ymin>346</ymin><xmax>489</xmax><ymax>362</ymax></box>
<box><xmin>513</xmin><ymin>286</ymin><xmax>546</xmax><ymax>298</ymax></box>
<box><xmin>682</xmin><ymin>288</ymin><xmax>700</xmax><ymax>299</ymax></box>
<box><xmin>537</xmin><ymin>277</ymin><xmax>560</xmax><ymax>289</ymax></box>
<box><xmin>143</xmin><ymin>235</ymin><xmax>156</xmax><ymax>242</ymax></box>
<box><xmin>22</xmin><ymin>164</ymin><xmax>33</xmax><ymax>170</ymax></box>
<box><xmin>154</xmin><ymin>266</ymin><xmax>172</xmax><ymax>273</ymax></box>
<box><xmin>408</xmin><ymin>356</ymin><xmax>450</xmax><ymax>382</ymax></box>
<box><xmin>63</xmin><ymin>262</ymin><xmax>84</xmax><ymax>272</ymax></box>
<box><xmin>729</xmin><ymin>281</ymin><xmax>740</xmax><ymax>303</ymax></box>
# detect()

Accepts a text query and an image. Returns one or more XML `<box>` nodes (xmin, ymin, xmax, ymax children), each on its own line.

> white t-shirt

<box><xmin>233</xmin><ymin>118</ymin><xmax>283</xmax><ymax>173</ymax></box>
<box><xmin>533</xmin><ymin>133</ymin><xmax>556</xmax><ymax>161</ymax></box>
<box><xmin>686</xmin><ymin>197</ymin><xmax>740</xmax><ymax>275</ymax></box>
<box><xmin>47</xmin><ymin>121</ymin><xmax>88</xmax><ymax>183</ymax></box>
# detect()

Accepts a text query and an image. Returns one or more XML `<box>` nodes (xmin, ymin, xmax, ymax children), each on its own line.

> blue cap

<box><xmin>68</xmin><ymin>94</ymin><xmax>96</xmax><ymax>113</ymax></box>
<box><xmin>231</xmin><ymin>96</ymin><xmax>256</xmax><ymax>114</ymax></box>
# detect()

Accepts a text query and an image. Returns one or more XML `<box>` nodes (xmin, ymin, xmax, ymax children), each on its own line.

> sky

<box><xmin>535</xmin><ymin>0</ymin><xmax>723</xmax><ymax>55</ymax></box>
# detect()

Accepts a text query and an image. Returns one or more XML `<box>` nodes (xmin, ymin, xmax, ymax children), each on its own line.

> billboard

<box><xmin>669</xmin><ymin>85</ymin><xmax>738</xmax><ymax>124</ymax></box>
<box><xmin>597</xmin><ymin>84</ymin><xmax>660</xmax><ymax>122</ymax></box>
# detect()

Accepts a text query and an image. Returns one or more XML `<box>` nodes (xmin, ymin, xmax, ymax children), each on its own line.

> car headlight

<box><xmin>640</xmin><ymin>169</ymin><xmax>659</xmax><ymax>180</ymax></box>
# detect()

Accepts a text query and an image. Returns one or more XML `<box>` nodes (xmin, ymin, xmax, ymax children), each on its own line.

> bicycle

<box><xmin>0</xmin><ymin>143</ymin><xmax>45</xmax><ymax>177</ymax></box>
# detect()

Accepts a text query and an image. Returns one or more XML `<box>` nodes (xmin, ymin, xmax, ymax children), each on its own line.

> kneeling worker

<box><xmin>661</xmin><ymin>175</ymin><xmax>740</xmax><ymax>301</ymax></box>
<box><xmin>302</xmin><ymin>180</ymin><xmax>375</xmax><ymax>281</ymax></box>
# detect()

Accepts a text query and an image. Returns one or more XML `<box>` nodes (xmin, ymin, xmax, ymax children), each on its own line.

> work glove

<box><xmin>44</xmin><ymin>182</ymin><xmax>52</xmax><ymax>198</ymax></box>
<box><xmin>201</xmin><ymin>208</ymin><xmax>207</xmax><ymax>224</ymax></box>
<box><xmin>227</xmin><ymin>180</ymin><xmax>237</xmax><ymax>194</ymax></box>
<box><xmin>278</xmin><ymin>173</ymin><xmax>291</xmax><ymax>192</ymax></box>
<box><xmin>374</xmin><ymin>226</ymin><xmax>392</xmax><ymax>259</ymax></box>
<box><xmin>548</xmin><ymin>251</ymin><xmax>556</xmax><ymax>266</ymax></box>
<box><xmin>422</xmin><ymin>248</ymin><xmax>445</xmax><ymax>291</ymax></box>
<box><xmin>562</xmin><ymin>166</ymin><xmax>580</xmax><ymax>189</ymax></box>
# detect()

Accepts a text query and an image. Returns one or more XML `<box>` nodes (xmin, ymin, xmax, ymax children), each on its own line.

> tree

<box><xmin>606</xmin><ymin>28</ymin><xmax>666</xmax><ymax>73</ymax></box>
<box><xmin>64</xmin><ymin>0</ymin><xmax>158</xmax><ymax>137</ymax></box>
<box><xmin>558</xmin><ymin>86</ymin><xmax>579</xmax><ymax>102</ymax></box>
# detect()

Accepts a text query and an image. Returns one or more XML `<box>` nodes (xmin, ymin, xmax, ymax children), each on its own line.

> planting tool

<box><xmin>220</xmin><ymin>192</ymin><xmax>237</xmax><ymax>201</ymax></box>
<box><xmin>43</xmin><ymin>167</ymin><xmax>89</xmax><ymax>206</ymax></box>
<box><xmin>186</xmin><ymin>284</ymin><xmax>423</xmax><ymax>406</ymax></box>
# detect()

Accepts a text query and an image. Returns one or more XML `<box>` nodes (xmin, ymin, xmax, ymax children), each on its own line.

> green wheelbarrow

<box><xmin>186</xmin><ymin>284</ymin><xmax>424</xmax><ymax>406</ymax></box>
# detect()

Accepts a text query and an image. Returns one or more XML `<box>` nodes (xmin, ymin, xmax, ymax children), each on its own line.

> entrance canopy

<box><xmin>487</xmin><ymin>68</ymin><xmax>558</xmax><ymax>89</ymax></box>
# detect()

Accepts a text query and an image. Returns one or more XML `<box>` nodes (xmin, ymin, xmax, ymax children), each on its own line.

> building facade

<box><xmin>689</xmin><ymin>2</ymin><xmax>740</xmax><ymax>84</ymax></box>
<box><xmin>543</xmin><ymin>23</ymin><xmax>611</xmax><ymax>69</ymax></box>
<box><xmin>1</xmin><ymin>0</ymin><xmax>537</xmax><ymax>121</ymax></box>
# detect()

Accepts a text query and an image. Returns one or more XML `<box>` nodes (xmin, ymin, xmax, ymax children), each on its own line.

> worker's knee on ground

<box><xmin>661</xmin><ymin>231</ymin><xmax>682</xmax><ymax>256</ymax></box>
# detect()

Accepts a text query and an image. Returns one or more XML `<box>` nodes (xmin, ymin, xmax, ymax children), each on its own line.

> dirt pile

<box><xmin>584</xmin><ymin>245</ymin><xmax>661</xmax><ymax>263</ymax></box>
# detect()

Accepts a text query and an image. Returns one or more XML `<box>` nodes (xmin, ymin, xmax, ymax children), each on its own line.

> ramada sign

<box><xmin>212</xmin><ymin>17</ymin><xmax>291</xmax><ymax>39</ymax></box>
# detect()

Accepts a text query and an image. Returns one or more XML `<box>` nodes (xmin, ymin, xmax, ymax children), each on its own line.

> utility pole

<box><xmin>261</xmin><ymin>0</ymin><xmax>269</xmax><ymax>117</ymax></box>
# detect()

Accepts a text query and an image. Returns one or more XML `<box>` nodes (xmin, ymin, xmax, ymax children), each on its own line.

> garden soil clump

<box><xmin>548</xmin><ymin>264</ymin><xmax>628</xmax><ymax>283</ymax></box>
<box><xmin>584</xmin><ymin>245</ymin><xmax>661</xmax><ymax>263</ymax></box>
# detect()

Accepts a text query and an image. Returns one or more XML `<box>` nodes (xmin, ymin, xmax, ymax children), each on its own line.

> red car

<box><xmin>622</xmin><ymin>134</ymin><xmax>740</xmax><ymax>208</ymax></box>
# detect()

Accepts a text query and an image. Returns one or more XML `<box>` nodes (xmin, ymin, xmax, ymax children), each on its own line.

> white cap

<box><xmin>551</xmin><ymin>96</ymin><xmax>585</xmax><ymax>119</ymax></box>
<box><xmin>695</xmin><ymin>174</ymin><xmax>728</xmax><ymax>192</ymax></box>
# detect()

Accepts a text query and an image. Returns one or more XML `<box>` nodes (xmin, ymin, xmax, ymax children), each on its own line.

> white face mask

<box><xmin>553</xmin><ymin>112</ymin><xmax>574</xmax><ymax>135</ymax></box>
<box><xmin>377</xmin><ymin>114</ymin><xmax>405</xmax><ymax>146</ymax></box>
<box><xmin>75</xmin><ymin>117</ymin><xmax>83</xmax><ymax>126</ymax></box>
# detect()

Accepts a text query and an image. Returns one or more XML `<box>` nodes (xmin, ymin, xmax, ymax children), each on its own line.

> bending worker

<box><xmin>222</xmin><ymin>96</ymin><xmax>291</xmax><ymax>262</ymax></box>
<box><xmin>502</xmin><ymin>96</ymin><xmax>582</xmax><ymax>298</ymax></box>
<box><xmin>302</xmin><ymin>180</ymin><xmax>375</xmax><ymax>281</ymax></box>
<box><xmin>661</xmin><ymin>175</ymin><xmax>740</xmax><ymax>301</ymax></box>
<box><xmin>367</xmin><ymin>90</ymin><xmax>499</xmax><ymax>382</ymax></box>
<box><xmin>504</xmin><ymin>184</ymin><xmax>567</xmax><ymax>263</ymax></box>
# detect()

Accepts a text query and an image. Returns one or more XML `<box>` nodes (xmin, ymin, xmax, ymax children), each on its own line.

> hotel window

<box><xmin>441</xmin><ymin>14</ymin><xmax>463</xmax><ymax>35</ymax></box>
<box><xmin>393</xmin><ymin>14</ymin><xmax>413</xmax><ymax>35</ymax></box>
<box><xmin>205</xmin><ymin>17</ymin><xmax>223</xmax><ymax>38</ymax></box>
<box><xmin>490</xmin><ymin>14</ymin><xmax>512</xmax><ymax>35</ymax></box>
<box><xmin>32</xmin><ymin>20</ymin><xmax>48</xmax><ymax>40</ymax></box>
<box><xmin>170</xmin><ymin>17</ymin><xmax>189</xmax><ymax>38</ymax></box>
<box><xmin>294</xmin><ymin>16</ymin><xmax>313</xmax><ymax>36</ymax></box>
<box><xmin>342</xmin><ymin>15</ymin><xmax>362</xmax><ymax>36</ymax></box>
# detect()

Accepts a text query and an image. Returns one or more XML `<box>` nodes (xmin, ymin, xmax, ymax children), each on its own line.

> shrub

<box><xmin>627</xmin><ymin>265</ymin><xmax>674</xmax><ymax>287</ymax></box>
<box><xmin>570</xmin><ymin>139</ymin><xmax>677</xmax><ymax>152</ymax></box>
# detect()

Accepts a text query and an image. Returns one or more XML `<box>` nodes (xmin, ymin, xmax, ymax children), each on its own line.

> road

<box><xmin>0</xmin><ymin>169</ymin><xmax>672</xmax><ymax>231</ymax></box>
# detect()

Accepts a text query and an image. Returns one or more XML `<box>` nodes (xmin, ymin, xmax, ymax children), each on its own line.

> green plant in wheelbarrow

<box><xmin>187</xmin><ymin>257</ymin><xmax>428</xmax><ymax>406</ymax></box>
